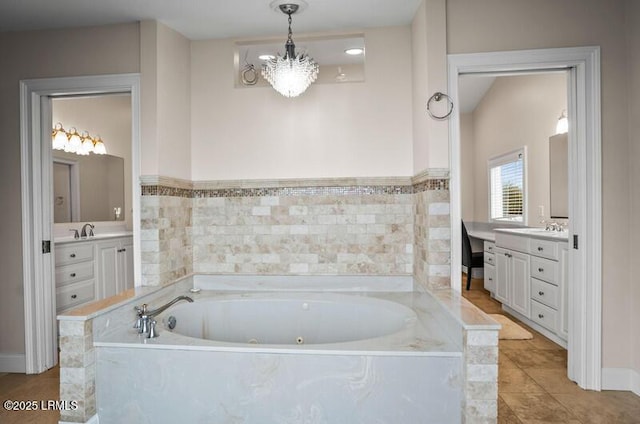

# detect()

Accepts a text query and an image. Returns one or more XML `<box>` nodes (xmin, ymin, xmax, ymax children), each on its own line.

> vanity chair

<box><xmin>462</xmin><ymin>221</ymin><xmax>484</xmax><ymax>290</ymax></box>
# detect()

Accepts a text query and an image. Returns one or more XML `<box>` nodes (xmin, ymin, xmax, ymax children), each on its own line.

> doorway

<box><xmin>448</xmin><ymin>47</ymin><xmax>602</xmax><ymax>390</ymax></box>
<box><xmin>20</xmin><ymin>74</ymin><xmax>141</xmax><ymax>374</ymax></box>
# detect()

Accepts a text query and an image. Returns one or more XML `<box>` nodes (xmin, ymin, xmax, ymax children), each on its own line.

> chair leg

<box><xmin>466</xmin><ymin>267</ymin><xmax>472</xmax><ymax>290</ymax></box>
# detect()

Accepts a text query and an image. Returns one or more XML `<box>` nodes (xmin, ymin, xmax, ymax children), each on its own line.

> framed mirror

<box><xmin>549</xmin><ymin>133</ymin><xmax>569</xmax><ymax>218</ymax></box>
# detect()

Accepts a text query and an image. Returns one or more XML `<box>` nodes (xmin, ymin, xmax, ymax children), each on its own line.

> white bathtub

<box><xmin>94</xmin><ymin>282</ymin><xmax>468</xmax><ymax>423</ymax></box>
<box><xmin>164</xmin><ymin>293</ymin><xmax>417</xmax><ymax>345</ymax></box>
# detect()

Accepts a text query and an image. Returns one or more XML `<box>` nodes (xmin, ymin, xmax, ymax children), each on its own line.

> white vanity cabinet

<box><xmin>495</xmin><ymin>229</ymin><xmax>569</xmax><ymax>346</ymax></box>
<box><xmin>483</xmin><ymin>241</ymin><xmax>496</xmax><ymax>293</ymax></box>
<box><xmin>494</xmin><ymin>246</ymin><xmax>530</xmax><ymax>317</ymax></box>
<box><xmin>55</xmin><ymin>234</ymin><xmax>133</xmax><ymax>313</ymax></box>
<box><xmin>55</xmin><ymin>242</ymin><xmax>96</xmax><ymax>313</ymax></box>
<box><xmin>96</xmin><ymin>237</ymin><xmax>134</xmax><ymax>299</ymax></box>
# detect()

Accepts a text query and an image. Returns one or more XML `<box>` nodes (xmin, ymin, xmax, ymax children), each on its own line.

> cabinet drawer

<box><xmin>484</xmin><ymin>241</ymin><xmax>496</xmax><ymax>254</ymax></box>
<box><xmin>531</xmin><ymin>278</ymin><xmax>559</xmax><ymax>309</ymax></box>
<box><xmin>496</xmin><ymin>233</ymin><xmax>529</xmax><ymax>253</ymax></box>
<box><xmin>56</xmin><ymin>280</ymin><xmax>95</xmax><ymax>312</ymax></box>
<box><xmin>55</xmin><ymin>261</ymin><xmax>94</xmax><ymax>287</ymax></box>
<box><xmin>530</xmin><ymin>256</ymin><xmax>559</xmax><ymax>285</ymax></box>
<box><xmin>484</xmin><ymin>252</ymin><xmax>495</xmax><ymax>266</ymax></box>
<box><xmin>529</xmin><ymin>238</ymin><xmax>559</xmax><ymax>260</ymax></box>
<box><xmin>484</xmin><ymin>264</ymin><xmax>496</xmax><ymax>293</ymax></box>
<box><xmin>531</xmin><ymin>300</ymin><xmax>558</xmax><ymax>332</ymax></box>
<box><xmin>55</xmin><ymin>243</ymin><xmax>94</xmax><ymax>266</ymax></box>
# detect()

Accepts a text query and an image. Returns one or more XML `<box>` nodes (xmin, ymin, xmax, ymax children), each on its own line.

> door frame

<box><xmin>447</xmin><ymin>46</ymin><xmax>601</xmax><ymax>390</ymax></box>
<box><xmin>20</xmin><ymin>74</ymin><xmax>141</xmax><ymax>373</ymax></box>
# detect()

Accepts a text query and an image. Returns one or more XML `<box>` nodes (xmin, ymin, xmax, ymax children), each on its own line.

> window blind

<box><xmin>488</xmin><ymin>149</ymin><xmax>525</xmax><ymax>222</ymax></box>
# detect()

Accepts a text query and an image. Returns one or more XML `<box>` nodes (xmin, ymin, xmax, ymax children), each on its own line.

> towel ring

<box><xmin>426</xmin><ymin>92</ymin><xmax>454</xmax><ymax>120</ymax></box>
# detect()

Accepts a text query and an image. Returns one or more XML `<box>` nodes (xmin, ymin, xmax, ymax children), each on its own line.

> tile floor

<box><xmin>0</xmin><ymin>279</ymin><xmax>638</xmax><ymax>424</ymax></box>
<box><xmin>462</xmin><ymin>275</ymin><xmax>640</xmax><ymax>424</ymax></box>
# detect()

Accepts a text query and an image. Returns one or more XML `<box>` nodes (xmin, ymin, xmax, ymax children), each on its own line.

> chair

<box><xmin>462</xmin><ymin>221</ymin><xmax>484</xmax><ymax>290</ymax></box>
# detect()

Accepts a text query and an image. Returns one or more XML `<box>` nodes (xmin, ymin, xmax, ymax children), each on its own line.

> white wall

<box><xmin>190</xmin><ymin>26</ymin><xmax>413</xmax><ymax>181</ymax></box>
<box><xmin>52</xmin><ymin>95</ymin><xmax>133</xmax><ymax>229</ymax></box>
<box><xmin>446</xmin><ymin>0</ymin><xmax>631</xmax><ymax>372</ymax></box>
<box><xmin>411</xmin><ymin>0</ymin><xmax>449</xmax><ymax>174</ymax></box>
<box><xmin>141</xmin><ymin>21</ymin><xmax>191</xmax><ymax>179</ymax></box>
<box><xmin>467</xmin><ymin>74</ymin><xmax>566</xmax><ymax>225</ymax></box>
<box><xmin>0</xmin><ymin>23</ymin><xmax>139</xmax><ymax>362</ymax></box>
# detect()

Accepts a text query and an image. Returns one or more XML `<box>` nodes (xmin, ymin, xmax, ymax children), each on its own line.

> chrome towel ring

<box><xmin>426</xmin><ymin>92</ymin><xmax>454</xmax><ymax>120</ymax></box>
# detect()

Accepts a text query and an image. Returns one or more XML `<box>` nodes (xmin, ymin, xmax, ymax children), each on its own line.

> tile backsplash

<box><xmin>140</xmin><ymin>174</ymin><xmax>450</xmax><ymax>290</ymax></box>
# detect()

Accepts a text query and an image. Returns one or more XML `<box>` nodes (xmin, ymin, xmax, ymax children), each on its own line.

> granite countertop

<box><xmin>494</xmin><ymin>227</ymin><xmax>569</xmax><ymax>242</ymax></box>
<box><xmin>55</xmin><ymin>231</ymin><xmax>133</xmax><ymax>244</ymax></box>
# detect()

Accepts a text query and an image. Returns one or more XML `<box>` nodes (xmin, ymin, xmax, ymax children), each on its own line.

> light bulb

<box><xmin>556</xmin><ymin>111</ymin><xmax>568</xmax><ymax>134</ymax></box>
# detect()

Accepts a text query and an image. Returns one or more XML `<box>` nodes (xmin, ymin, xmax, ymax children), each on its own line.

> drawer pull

<box><xmin>488</xmin><ymin>247</ymin><xmax>493</xmax><ymax>251</ymax></box>
<box><xmin>70</xmin><ymin>273</ymin><xmax>76</xmax><ymax>278</ymax></box>
<box><xmin>538</xmin><ymin>291</ymin><xmax>544</xmax><ymax>296</ymax></box>
<box><xmin>537</xmin><ymin>247</ymin><xmax>544</xmax><ymax>252</ymax></box>
<box><xmin>71</xmin><ymin>294</ymin><xmax>77</xmax><ymax>299</ymax></box>
<box><xmin>538</xmin><ymin>267</ymin><xmax>544</xmax><ymax>272</ymax></box>
<box><xmin>70</xmin><ymin>253</ymin><xmax>76</xmax><ymax>258</ymax></box>
<box><xmin>488</xmin><ymin>278</ymin><xmax>493</xmax><ymax>281</ymax></box>
<box><xmin>538</xmin><ymin>313</ymin><xmax>544</xmax><ymax>319</ymax></box>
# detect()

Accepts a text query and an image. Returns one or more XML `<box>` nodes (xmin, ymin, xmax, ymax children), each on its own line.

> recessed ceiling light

<box><xmin>258</xmin><ymin>54</ymin><xmax>276</xmax><ymax>61</ymax></box>
<box><xmin>344</xmin><ymin>48</ymin><xmax>364</xmax><ymax>56</ymax></box>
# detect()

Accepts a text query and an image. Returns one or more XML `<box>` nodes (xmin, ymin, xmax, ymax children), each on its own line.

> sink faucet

<box><xmin>80</xmin><ymin>223</ymin><xmax>94</xmax><ymax>238</ymax></box>
<box><xmin>134</xmin><ymin>296</ymin><xmax>194</xmax><ymax>338</ymax></box>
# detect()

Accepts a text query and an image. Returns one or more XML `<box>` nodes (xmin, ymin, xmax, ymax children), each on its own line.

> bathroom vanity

<box><xmin>486</xmin><ymin>228</ymin><xmax>569</xmax><ymax>347</ymax></box>
<box><xmin>55</xmin><ymin>234</ymin><xmax>133</xmax><ymax>313</ymax></box>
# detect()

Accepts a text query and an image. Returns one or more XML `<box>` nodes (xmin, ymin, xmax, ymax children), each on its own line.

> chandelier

<box><xmin>261</xmin><ymin>3</ymin><xmax>319</xmax><ymax>98</ymax></box>
<box><xmin>52</xmin><ymin>122</ymin><xmax>107</xmax><ymax>155</ymax></box>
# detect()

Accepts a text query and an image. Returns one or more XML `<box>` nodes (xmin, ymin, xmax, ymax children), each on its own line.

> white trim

<box><xmin>602</xmin><ymin>368</ymin><xmax>640</xmax><ymax>396</ymax></box>
<box><xmin>20</xmin><ymin>74</ymin><xmax>141</xmax><ymax>374</ymax></box>
<box><xmin>0</xmin><ymin>354</ymin><xmax>27</xmax><ymax>373</ymax></box>
<box><xmin>448</xmin><ymin>46</ymin><xmax>602</xmax><ymax>390</ymax></box>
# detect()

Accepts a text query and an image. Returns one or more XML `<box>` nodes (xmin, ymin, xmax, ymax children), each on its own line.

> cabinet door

<box><xmin>119</xmin><ymin>238</ymin><xmax>134</xmax><ymax>291</ymax></box>
<box><xmin>494</xmin><ymin>247</ymin><xmax>510</xmax><ymax>304</ymax></box>
<box><xmin>510</xmin><ymin>250</ymin><xmax>531</xmax><ymax>318</ymax></box>
<box><xmin>96</xmin><ymin>240</ymin><xmax>119</xmax><ymax>299</ymax></box>
<box><xmin>484</xmin><ymin>264</ymin><xmax>496</xmax><ymax>293</ymax></box>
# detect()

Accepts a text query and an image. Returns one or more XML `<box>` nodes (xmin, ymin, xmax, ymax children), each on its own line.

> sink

<box><xmin>495</xmin><ymin>227</ymin><xmax>569</xmax><ymax>240</ymax></box>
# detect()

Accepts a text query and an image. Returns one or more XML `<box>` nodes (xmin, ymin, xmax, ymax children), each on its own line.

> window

<box><xmin>488</xmin><ymin>148</ymin><xmax>526</xmax><ymax>223</ymax></box>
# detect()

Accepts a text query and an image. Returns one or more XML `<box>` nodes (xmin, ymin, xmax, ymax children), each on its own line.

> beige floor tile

<box><xmin>499</xmin><ymin>351</ymin><xmax>519</xmax><ymax>369</ymax></box>
<box><xmin>498</xmin><ymin>396</ymin><xmax>523</xmax><ymax>423</ymax></box>
<box><xmin>553</xmin><ymin>391</ymin><xmax>640</xmax><ymax>424</ymax></box>
<box><xmin>500</xmin><ymin>392</ymin><xmax>579</xmax><ymax>423</ymax></box>
<box><xmin>499</xmin><ymin>367</ymin><xmax>546</xmax><ymax>394</ymax></box>
<box><xmin>525</xmin><ymin>368</ymin><xmax>584</xmax><ymax>395</ymax></box>
<box><xmin>502</xmin><ymin>348</ymin><xmax>567</xmax><ymax>370</ymax></box>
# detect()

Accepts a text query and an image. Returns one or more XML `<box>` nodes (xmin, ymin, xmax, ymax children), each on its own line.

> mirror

<box><xmin>52</xmin><ymin>93</ymin><xmax>132</xmax><ymax>227</ymax></box>
<box><xmin>53</xmin><ymin>152</ymin><xmax>125</xmax><ymax>223</ymax></box>
<box><xmin>235</xmin><ymin>34</ymin><xmax>366</xmax><ymax>87</ymax></box>
<box><xmin>549</xmin><ymin>133</ymin><xmax>569</xmax><ymax>218</ymax></box>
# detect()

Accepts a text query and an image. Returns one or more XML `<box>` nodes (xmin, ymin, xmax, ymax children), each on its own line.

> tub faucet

<box><xmin>134</xmin><ymin>296</ymin><xmax>193</xmax><ymax>338</ymax></box>
<box><xmin>81</xmin><ymin>223</ymin><xmax>94</xmax><ymax>238</ymax></box>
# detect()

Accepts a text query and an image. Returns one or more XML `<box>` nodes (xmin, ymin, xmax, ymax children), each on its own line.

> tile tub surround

<box><xmin>58</xmin><ymin>274</ymin><xmax>499</xmax><ymax>423</ymax></box>
<box><xmin>140</xmin><ymin>174</ymin><xmax>450</xmax><ymax>289</ymax></box>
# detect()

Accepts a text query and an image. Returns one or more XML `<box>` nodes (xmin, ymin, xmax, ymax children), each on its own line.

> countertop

<box><xmin>494</xmin><ymin>227</ymin><xmax>569</xmax><ymax>242</ymax></box>
<box><xmin>55</xmin><ymin>231</ymin><xmax>133</xmax><ymax>244</ymax></box>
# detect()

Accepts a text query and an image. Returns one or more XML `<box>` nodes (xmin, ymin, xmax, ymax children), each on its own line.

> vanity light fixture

<box><xmin>344</xmin><ymin>47</ymin><xmax>364</xmax><ymax>56</ymax></box>
<box><xmin>555</xmin><ymin>110</ymin><xmax>568</xmax><ymax>134</ymax></box>
<box><xmin>261</xmin><ymin>3</ymin><xmax>319</xmax><ymax>98</ymax></box>
<box><xmin>51</xmin><ymin>122</ymin><xmax>107</xmax><ymax>155</ymax></box>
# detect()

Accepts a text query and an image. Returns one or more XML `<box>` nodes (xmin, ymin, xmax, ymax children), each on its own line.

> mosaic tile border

<box><xmin>141</xmin><ymin>179</ymin><xmax>449</xmax><ymax>198</ymax></box>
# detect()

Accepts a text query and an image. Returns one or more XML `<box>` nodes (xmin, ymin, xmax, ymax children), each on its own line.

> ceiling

<box><xmin>0</xmin><ymin>0</ymin><xmax>423</xmax><ymax>40</ymax></box>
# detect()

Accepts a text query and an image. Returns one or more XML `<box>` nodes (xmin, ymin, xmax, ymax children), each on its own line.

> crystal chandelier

<box><xmin>261</xmin><ymin>3</ymin><xmax>319</xmax><ymax>98</ymax></box>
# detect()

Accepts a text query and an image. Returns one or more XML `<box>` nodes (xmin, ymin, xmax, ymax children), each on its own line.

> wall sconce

<box><xmin>52</xmin><ymin>122</ymin><xmax>107</xmax><ymax>155</ymax></box>
<box><xmin>555</xmin><ymin>110</ymin><xmax>568</xmax><ymax>134</ymax></box>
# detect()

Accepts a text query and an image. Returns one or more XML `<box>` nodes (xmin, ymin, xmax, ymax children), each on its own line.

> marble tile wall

<box><xmin>413</xmin><ymin>180</ymin><xmax>451</xmax><ymax>291</ymax></box>
<box><xmin>462</xmin><ymin>329</ymin><xmax>499</xmax><ymax>423</ymax></box>
<box><xmin>140</xmin><ymin>195</ymin><xmax>192</xmax><ymax>286</ymax></box>
<box><xmin>140</xmin><ymin>174</ymin><xmax>450</xmax><ymax>288</ymax></box>
<box><xmin>59</xmin><ymin>319</ymin><xmax>95</xmax><ymax>423</ymax></box>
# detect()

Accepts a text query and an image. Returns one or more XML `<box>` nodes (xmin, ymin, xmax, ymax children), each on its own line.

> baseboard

<box><xmin>0</xmin><ymin>353</ymin><xmax>26</xmax><ymax>373</ymax></box>
<box><xmin>602</xmin><ymin>367</ymin><xmax>640</xmax><ymax>395</ymax></box>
